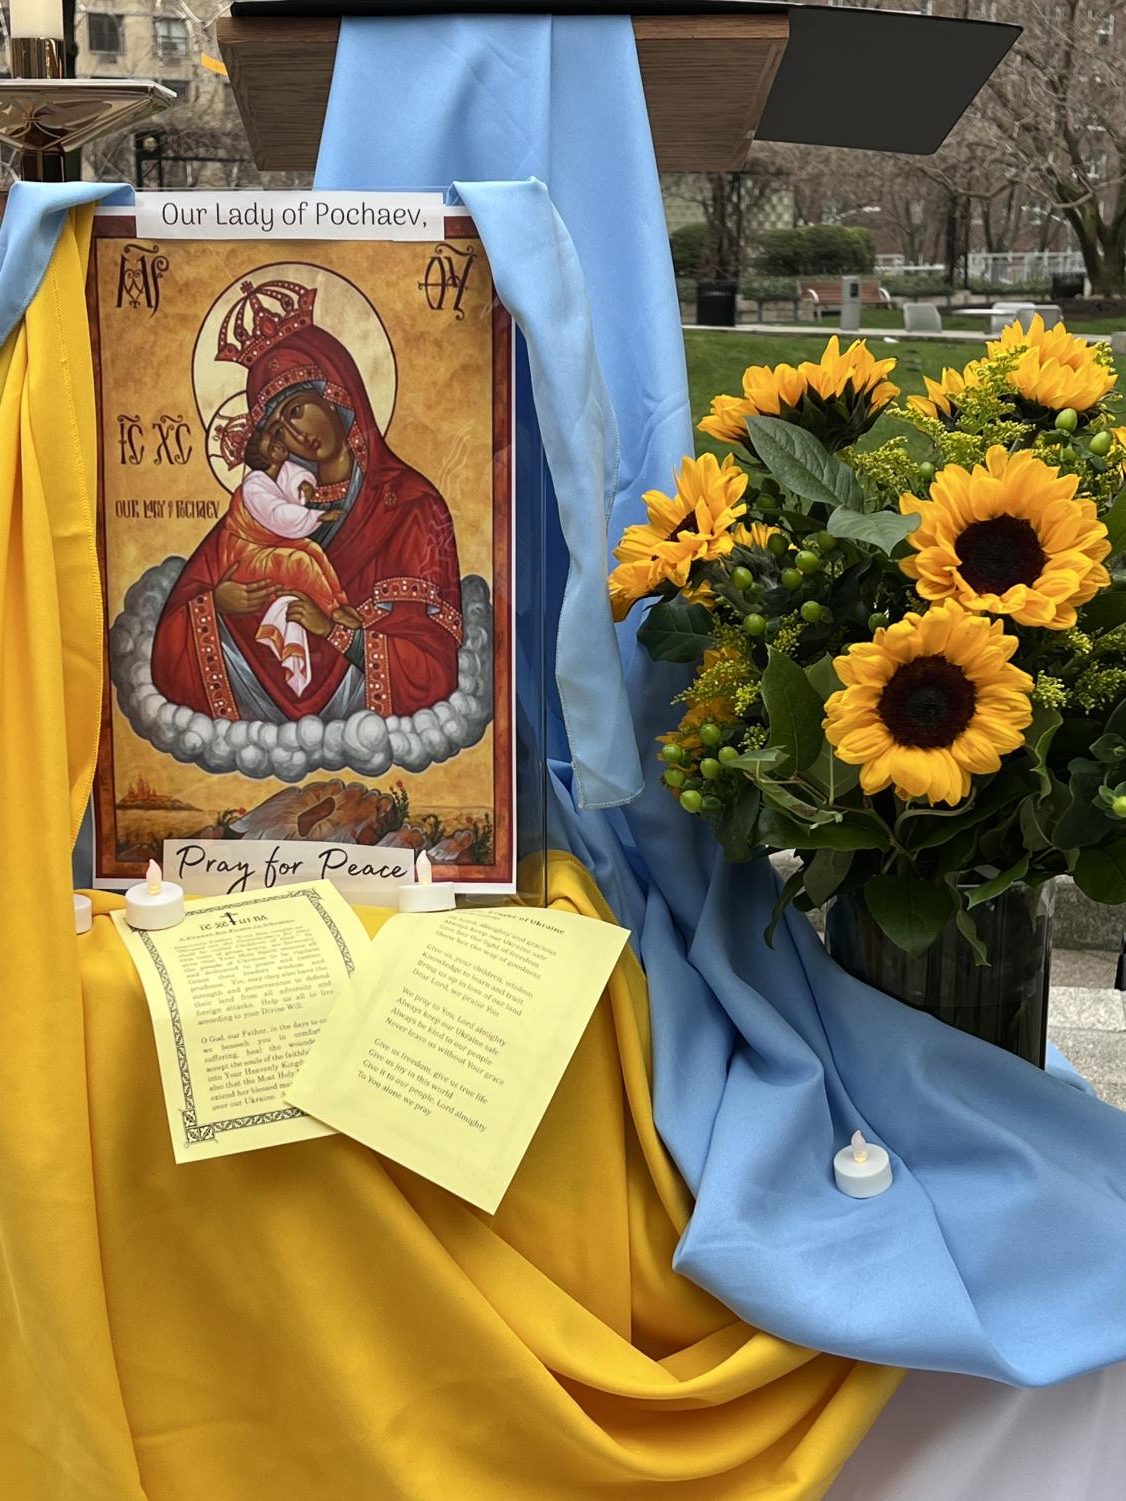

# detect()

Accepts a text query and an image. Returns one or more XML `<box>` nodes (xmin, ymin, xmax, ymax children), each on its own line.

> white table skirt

<box><xmin>828</xmin><ymin>1362</ymin><xmax>1126</xmax><ymax>1499</ymax></box>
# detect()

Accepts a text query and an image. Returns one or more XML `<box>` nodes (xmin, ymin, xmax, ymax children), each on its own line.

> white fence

<box><xmin>875</xmin><ymin>251</ymin><xmax>1087</xmax><ymax>284</ymax></box>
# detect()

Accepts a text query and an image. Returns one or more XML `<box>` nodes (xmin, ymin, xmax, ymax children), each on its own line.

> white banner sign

<box><xmin>163</xmin><ymin>838</ymin><xmax>415</xmax><ymax>902</ymax></box>
<box><xmin>130</xmin><ymin>191</ymin><xmax>446</xmax><ymax>241</ymax></box>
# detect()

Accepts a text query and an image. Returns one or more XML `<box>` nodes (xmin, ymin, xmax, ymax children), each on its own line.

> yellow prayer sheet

<box><xmin>287</xmin><ymin>906</ymin><xmax>630</xmax><ymax>1213</ymax></box>
<box><xmin>113</xmin><ymin>881</ymin><xmax>369</xmax><ymax>1163</ymax></box>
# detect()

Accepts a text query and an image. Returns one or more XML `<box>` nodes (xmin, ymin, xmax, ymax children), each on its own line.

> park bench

<box><xmin>801</xmin><ymin>277</ymin><xmax>891</xmax><ymax>321</ymax></box>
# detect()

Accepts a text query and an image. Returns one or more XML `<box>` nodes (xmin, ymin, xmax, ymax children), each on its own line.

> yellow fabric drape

<box><xmin>0</xmin><ymin>213</ymin><xmax>902</xmax><ymax>1500</ymax></box>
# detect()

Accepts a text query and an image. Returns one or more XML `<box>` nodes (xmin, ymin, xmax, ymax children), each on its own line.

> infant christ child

<box><xmin>218</xmin><ymin>428</ymin><xmax>362</xmax><ymax>697</ymax></box>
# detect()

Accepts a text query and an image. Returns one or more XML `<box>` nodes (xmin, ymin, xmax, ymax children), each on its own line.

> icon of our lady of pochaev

<box><xmin>151</xmin><ymin>277</ymin><xmax>464</xmax><ymax>724</ymax></box>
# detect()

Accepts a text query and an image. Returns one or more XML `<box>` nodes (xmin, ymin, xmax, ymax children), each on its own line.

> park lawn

<box><xmin>684</xmin><ymin>328</ymin><xmax>1126</xmax><ymax>460</ymax></box>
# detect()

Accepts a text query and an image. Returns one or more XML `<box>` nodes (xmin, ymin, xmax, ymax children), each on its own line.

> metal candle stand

<box><xmin>0</xmin><ymin>36</ymin><xmax>174</xmax><ymax>182</ymax></box>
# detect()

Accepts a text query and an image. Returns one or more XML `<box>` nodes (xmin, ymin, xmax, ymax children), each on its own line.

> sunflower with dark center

<box><xmin>824</xmin><ymin>600</ymin><xmax>1034</xmax><ymax>806</ymax></box>
<box><xmin>898</xmin><ymin>446</ymin><xmax>1111</xmax><ymax>630</ymax></box>
<box><xmin>698</xmin><ymin>336</ymin><xmax>899</xmax><ymax>452</ymax></box>
<box><xmin>608</xmin><ymin>452</ymin><xmax>749</xmax><ymax>620</ymax></box>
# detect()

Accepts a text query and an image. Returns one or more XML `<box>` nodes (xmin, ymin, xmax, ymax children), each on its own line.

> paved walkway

<box><xmin>682</xmin><ymin>322</ymin><xmax>1112</xmax><ymax>345</ymax></box>
<box><xmin>1048</xmin><ymin>948</ymin><xmax>1125</xmax><ymax>1108</ymax></box>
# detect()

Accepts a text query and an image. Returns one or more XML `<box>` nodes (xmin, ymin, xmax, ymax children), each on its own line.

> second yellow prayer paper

<box><xmin>288</xmin><ymin>907</ymin><xmax>629</xmax><ymax>1212</ymax></box>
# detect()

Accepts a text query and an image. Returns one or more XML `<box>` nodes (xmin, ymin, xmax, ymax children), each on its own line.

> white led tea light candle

<box><xmin>834</xmin><ymin>1130</ymin><xmax>893</xmax><ymax>1199</ymax></box>
<box><xmin>125</xmin><ymin>859</ymin><xmax>185</xmax><ymax>931</ymax></box>
<box><xmin>398</xmin><ymin>849</ymin><xmax>457</xmax><ymax>913</ymax></box>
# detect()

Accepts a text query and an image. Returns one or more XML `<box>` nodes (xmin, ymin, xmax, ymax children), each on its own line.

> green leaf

<box><xmin>806</xmin><ymin>654</ymin><xmax>842</xmax><ymax>702</ymax></box>
<box><xmin>1073</xmin><ymin>839</ymin><xmax>1126</xmax><ymax>903</ymax></box>
<box><xmin>764</xmin><ymin>868</ymin><xmax>804</xmax><ymax>948</ymax></box>
<box><xmin>761</xmin><ymin>648</ymin><xmax>826</xmax><ymax>774</ymax></box>
<box><xmin>904</xmin><ymin>773</ymin><xmax>1028</xmax><ymax>850</ymax></box>
<box><xmin>1024</xmin><ymin>705</ymin><xmax>1062</xmax><ymax>798</ymax></box>
<box><xmin>1079</xmin><ymin>587</ymin><xmax>1126</xmax><ymax>631</ymax></box>
<box><xmin>744</xmin><ymin>415</ymin><xmax>865</xmax><ymax>513</ymax></box>
<box><xmin>1090</xmin><ymin>733</ymin><xmax>1126</xmax><ymax>764</ymax></box>
<box><xmin>758</xmin><ymin>807</ymin><xmax>890</xmax><ymax>852</ymax></box>
<box><xmin>716</xmin><ymin>783</ymin><xmax>761</xmax><ymax>863</ymax></box>
<box><xmin>725</xmin><ymin>746</ymin><xmax>785</xmax><ymax>775</ymax></box>
<box><xmin>965</xmin><ymin>853</ymin><xmax>1030</xmax><ymax>908</ymax></box>
<box><xmin>1018</xmin><ymin>796</ymin><xmax>1052</xmax><ymax>853</ymax></box>
<box><xmin>1054</xmin><ymin>761</ymin><xmax>1109</xmax><ymax>849</ymax></box>
<box><xmin>804</xmin><ymin>847</ymin><xmax>853</xmax><ymax>907</ymax></box>
<box><xmin>805</xmin><ymin>742</ymin><xmax>862</xmax><ymax>799</ymax></box>
<box><xmin>1105</xmin><ymin>699</ymin><xmax>1126</xmax><ymax>740</ymax></box>
<box><xmin>800</xmin><ymin>656</ymin><xmax>860</xmax><ymax>796</ymax></box>
<box><xmin>827</xmin><ymin>506</ymin><xmax>920</xmax><ymax>555</ymax></box>
<box><xmin>1104</xmin><ymin>489</ymin><xmax>1126</xmax><ymax>555</ymax></box>
<box><xmin>864</xmin><ymin>875</ymin><xmax>955</xmax><ymax>959</ymax></box>
<box><xmin>636</xmin><ymin>599</ymin><xmax>715</xmax><ymax>663</ymax></box>
<box><xmin>932</xmin><ymin>825</ymin><xmax>979</xmax><ymax>876</ymax></box>
<box><xmin>955</xmin><ymin>905</ymin><xmax>990</xmax><ymax>967</ymax></box>
<box><xmin>830</xmin><ymin>557</ymin><xmax>877</xmax><ymax>623</ymax></box>
<box><xmin>759</xmin><ymin>781</ymin><xmax>839</xmax><ymax>825</ymax></box>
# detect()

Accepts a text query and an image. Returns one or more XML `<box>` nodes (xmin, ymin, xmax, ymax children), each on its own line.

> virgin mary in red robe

<box><xmin>151</xmin><ymin>278</ymin><xmax>462</xmax><ymax>723</ymax></box>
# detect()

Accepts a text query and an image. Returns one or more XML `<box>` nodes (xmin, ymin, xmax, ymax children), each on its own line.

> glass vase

<box><xmin>824</xmin><ymin>881</ymin><xmax>1055</xmax><ymax>1067</ymax></box>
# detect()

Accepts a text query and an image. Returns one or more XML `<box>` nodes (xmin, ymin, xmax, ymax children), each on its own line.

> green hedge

<box><xmin>740</xmin><ymin>274</ymin><xmax>801</xmax><ymax>301</ymax></box>
<box><xmin>755</xmin><ymin>225</ymin><xmax>875</xmax><ymax>277</ymax></box>
<box><xmin>884</xmin><ymin>271</ymin><xmax>952</xmax><ymax>298</ymax></box>
<box><xmin>968</xmin><ymin>278</ymin><xmax>1051</xmax><ymax>299</ymax></box>
<box><xmin>670</xmin><ymin>223</ymin><xmax>709</xmax><ymax>278</ymax></box>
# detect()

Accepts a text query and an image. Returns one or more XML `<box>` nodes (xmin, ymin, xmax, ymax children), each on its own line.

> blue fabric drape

<box><xmin>0</xmin><ymin>181</ymin><xmax>127</xmax><ymax>344</ymax></box>
<box><xmin>318</xmin><ymin>13</ymin><xmax>1126</xmax><ymax>1386</ymax></box>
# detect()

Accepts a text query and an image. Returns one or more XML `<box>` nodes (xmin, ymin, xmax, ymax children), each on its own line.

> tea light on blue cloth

<box><xmin>834</xmin><ymin>1130</ymin><xmax>892</xmax><ymax>1198</ymax></box>
<box><xmin>125</xmin><ymin>859</ymin><xmax>185</xmax><ymax>930</ymax></box>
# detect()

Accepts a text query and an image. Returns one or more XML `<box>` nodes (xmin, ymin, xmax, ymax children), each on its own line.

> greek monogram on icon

<box><xmin>115</xmin><ymin>242</ymin><xmax>170</xmax><ymax>315</ymax></box>
<box><xmin>419</xmin><ymin>243</ymin><xmax>476</xmax><ymax>319</ymax></box>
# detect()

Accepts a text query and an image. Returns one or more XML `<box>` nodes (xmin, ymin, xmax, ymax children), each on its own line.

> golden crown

<box><xmin>215</xmin><ymin>278</ymin><xmax>317</xmax><ymax>368</ymax></box>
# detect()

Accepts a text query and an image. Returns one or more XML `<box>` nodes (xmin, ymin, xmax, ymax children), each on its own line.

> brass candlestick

<box><xmin>0</xmin><ymin>36</ymin><xmax>174</xmax><ymax>182</ymax></box>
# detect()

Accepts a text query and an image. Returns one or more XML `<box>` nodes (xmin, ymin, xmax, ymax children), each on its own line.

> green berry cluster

<box><xmin>659</xmin><ymin>730</ymin><xmax>743</xmax><ymax>815</ymax></box>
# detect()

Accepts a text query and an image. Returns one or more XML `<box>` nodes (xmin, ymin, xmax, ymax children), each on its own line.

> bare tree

<box><xmin>754</xmin><ymin>0</ymin><xmax>1121</xmax><ymax>288</ymax></box>
<box><xmin>974</xmin><ymin>0</ymin><xmax>1126</xmax><ymax>293</ymax></box>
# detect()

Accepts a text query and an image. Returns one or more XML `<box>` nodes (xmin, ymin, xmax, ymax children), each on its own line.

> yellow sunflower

<box><xmin>907</xmin><ymin>361</ymin><xmax>982</xmax><ymax>425</ymax></box>
<box><xmin>733</xmin><ymin>521</ymin><xmax>781</xmax><ymax>549</ymax></box>
<box><xmin>987</xmin><ymin>314</ymin><xmax>1116</xmax><ymax>414</ymax></box>
<box><xmin>608</xmin><ymin>452</ymin><xmax>748</xmax><ymax>620</ymax></box>
<box><xmin>899</xmin><ymin>446</ymin><xmax>1110</xmax><ymax>630</ymax></box>
<box><xmin>698</xmin><ymin>336</ymin><xmax>899</xmax><ymax>450</ymax></box>
<box><xmin>824</xmin><ymin>600</ymin><xmax>1033</xmax><ymax>806</ymax></box>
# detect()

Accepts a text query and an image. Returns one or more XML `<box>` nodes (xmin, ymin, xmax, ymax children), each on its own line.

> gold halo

<box><xmin>192</xmin><ymin>260</ymin><xmax>397</xmax><ymax>494</ymax></box>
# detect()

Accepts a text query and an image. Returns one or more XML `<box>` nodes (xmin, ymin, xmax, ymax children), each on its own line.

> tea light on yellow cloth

<box><xmin>834</xmin><ymin>1130</ymin><xmax>892</xmax><ymax>1199</ymax></box>
<box><xmin>398</xmin><ymin>849</ymin><xmax>456</xmax><ymax>913</ymax></box>
<box><xmin>73</xmin><ymin>893</ymin><xmax>92</xmax><ymax>935</ymax></box>
<box><xmin>125</xmin><ymin>859</ymin><xmax>185</xmax><ymax>930</ymax></box>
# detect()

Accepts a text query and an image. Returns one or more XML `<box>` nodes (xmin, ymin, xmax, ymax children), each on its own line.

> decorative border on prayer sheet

<box><xmin>137</xmin><ymin>887</ymin><xmax>354</xmax><ymax>1147</ymax></box>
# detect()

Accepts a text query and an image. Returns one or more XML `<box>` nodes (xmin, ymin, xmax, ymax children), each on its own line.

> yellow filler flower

<box><xmin>824</xmin><ymin>600</ymin><xmax>1034</xmax><ymax>806</ymax></box>
<box><xmin>988</xmin><ymin>314</ymin><xmax>1116</xmax><ymax>414</ymax></box>
<box><xmin>699</xmin><ymin>336</ymin><xmax>899</xmax><ymax>450</ymax></box>
<box><xmin>608</xmin><ymin>453</ymin><xmax>748</xmax><ymax>620</ymax></box>
<box><xmin>899</xmin><ymin>446</ymin><xmax>1111</xmax><ymax>630</ymax></box>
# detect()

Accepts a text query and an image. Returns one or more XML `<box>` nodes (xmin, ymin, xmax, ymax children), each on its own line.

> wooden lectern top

<box><xmin>217</xmin><ymin>5</ymin><xmax>1020</xmax><ymax>176</ymax></box>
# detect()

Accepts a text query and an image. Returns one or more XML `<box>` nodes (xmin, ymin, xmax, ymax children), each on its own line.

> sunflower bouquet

<box><xmin>612</xmin><ymin>318</ymin><xmax>1126</xmax><ymax>959</ymax></box>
